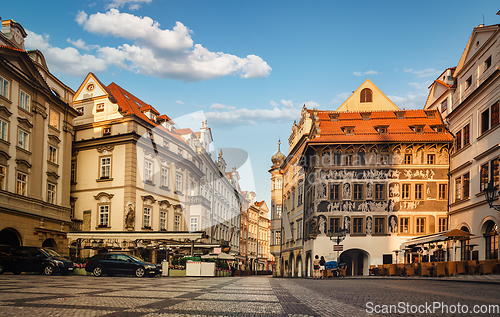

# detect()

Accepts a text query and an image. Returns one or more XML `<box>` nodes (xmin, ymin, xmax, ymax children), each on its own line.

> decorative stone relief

<box><xmin>125</xmin><ymin>201</ymin><xmax>135</xmax><ymax>230</ymax></box>
<box><xmin>97</xmin><ymin>145</ymin><xmax>114</xmax><ymax>154</ymax></box>
<box><xmin>389</xmin><ymin>215</ymin><xmax>398</xmax><ymax>233</ymax></box>
<box><xmin>343</xmin><ymin>216</ymin><xmax>351</xmax><ymax>233</ymax></box>
<box><xmin>342</xmin><ymin>183</ymin><xmax>351</xmax><ymax>200</ymax></box>
<box><xmin>318</xmin><ymin>215</ymin><xmax>327</xmax><ymax>235</ymax></box>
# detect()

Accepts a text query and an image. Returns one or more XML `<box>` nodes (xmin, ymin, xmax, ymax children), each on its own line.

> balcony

<box><xmin>188</xmin><ymin>195</ymin><xmax>211</xmax><ymax>209</ymax></box>
<box><xmin>70</xmin><ymin>218</ymin><xmax>83</xmax><ymax>232</ymax></box>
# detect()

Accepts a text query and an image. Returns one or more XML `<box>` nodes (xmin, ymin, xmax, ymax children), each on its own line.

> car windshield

<box><xmin>129</xmin><ymin>255</ymin><xmax>146</xmax><ymax>262</ymax></box>
<box><xmin>41</xmin><ymin>248</ymin><xmax>62</xmax><ymax>258</ymax></box>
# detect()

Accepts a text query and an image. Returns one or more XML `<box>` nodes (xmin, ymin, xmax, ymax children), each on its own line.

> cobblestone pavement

<box><xmin>0</xmin><ymin>274</ymin><xmax>499</xmax><ymax>316</ymax></box>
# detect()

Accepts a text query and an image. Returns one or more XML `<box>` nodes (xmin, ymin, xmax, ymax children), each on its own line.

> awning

<box><xmin>67</xmin><ymin>231</ymin><xmax>205</xmax><ymax>241</ymax></box>
<box><xmin>201</xmin><ymin>252</ymin><xmax>235</xmax><ymax>260</ymax></box>
<box><xmin>402</xmin><ymin>229</ymin><xmax>475</xmax><ymax>248</ymax></box>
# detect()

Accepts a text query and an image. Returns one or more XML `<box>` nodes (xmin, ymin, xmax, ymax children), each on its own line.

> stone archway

<box><xmin>0</xmin><ymin>228</ymin><xmax>22</xmax><ymax>246</ymax></box>
<box><xmin>289</xmin><ymin>253</ymin><xmax>295</xmax><ymax>277</ymax></box>
<box><xmin>339</xmin><ymin>248</ymin><xmax>370</xmax><ymax>276</ymax></box>
<box><xmin>305</xmin><ymin>252</ymin><xmax>312</xmax><ymax>277</ymax></box>
<box><xmin>297</xmin><ymin>255</ymin><xmax>302</xmax><ymax>277</ymax></box>
<box><xmin>42</xmin><ymin>238</ymin><xmax>58</xmax><ymax>252</ymax></box>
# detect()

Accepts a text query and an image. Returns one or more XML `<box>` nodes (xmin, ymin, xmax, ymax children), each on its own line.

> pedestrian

<box><xmin>319</xmin><ymin>256</ymin><xmax>326</xmax><ymax>279</ymax></box>
<box><xmin>313</xmin><ymin>255</ymin><xmax>320</xmax><ymax>279</ymax></box>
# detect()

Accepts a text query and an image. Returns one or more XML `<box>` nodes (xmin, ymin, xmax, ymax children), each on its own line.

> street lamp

<box><xmin>484</xmin><ymin>181</ymin><xmax>500</xmax><ymax>211</ymax></box>
<box><xmin>327</xmin><ymin>228</ymin><xmax>347</xmax><ymax>245</ymax></box>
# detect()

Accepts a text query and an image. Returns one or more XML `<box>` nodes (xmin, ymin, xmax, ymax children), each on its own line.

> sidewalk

<box><xmin>347</xmin><ymin>274</ymin><xmax>500</xmax><ymax>284</ymax></box>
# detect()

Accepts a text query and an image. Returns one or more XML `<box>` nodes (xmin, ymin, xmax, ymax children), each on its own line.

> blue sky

<box><xmin>3</xmin><ymin>0</ymin><xmax>499</xmax><ymax>207</ymax></box>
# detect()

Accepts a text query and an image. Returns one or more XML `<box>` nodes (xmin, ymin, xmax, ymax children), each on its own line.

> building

<box><xmin>269</xmin><ymin>142</ymin><xmax>285</xmax><ymax>275</ymax></box>
<box><xmin>0</xmin><ymin>19</ymin><xmax>78</xmax><ymax>255</ymax></box>
<box><xmin>423</xmin><ymin>68</ymin><xmax>456</xmax><ymax>120</ymax></box>
<box><xmin>446</xmin><ymin>22</ymin><xmax>500</xmax><ymax>261</ymax></box>
<box><xmin>273</xmin><ymin>79</ymin><xmax>453</xmax><ymax>276</ymax></box>
<box><xmin>255</xmin><ymin>200</ymin><xmax>273</xmax><ymax>270</ymax></box>
<box><xmin>67</xmin><ymin>73</ymin><xmax>241</xmax><ymax>262</ymax></box>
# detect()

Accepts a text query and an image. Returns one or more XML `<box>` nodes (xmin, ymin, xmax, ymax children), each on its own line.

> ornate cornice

<box><xmin>32</xmin><ymin>103</ymin><xmax>47</xmax><ymax>119</ymax></box>
<box><xmin>46</xmin><ymin>171</ymin><xmax>60</xmax><ymax>179</ymax></box>
<box><xmin>48</xmin><ymin>134</ymin><xmax>61</xmax><ymax>144</ymax></box>
<box><xmin>17</xmin><ymin>117</ymin><xmax>33</xmax><ymax>129</ymax></box>
<box><xmin>15</xmin><ymin>158</ymin><xmax>32</xmax><ymax>168</ymax></box>
<box><xmin>94</xmin><ymin>192</ymin><xmax>115</xmax><ymax>200</ymax></box>
<box><xmin>96</xmin><ymin>145</ymin><xmax>115</xmax><ymax>153</ymax></box>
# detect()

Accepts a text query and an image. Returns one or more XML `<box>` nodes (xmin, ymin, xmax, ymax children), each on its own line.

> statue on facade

<box><xmin>342</xmin><ymin>183</ymin><xmax>351</xmax><ymax>200</ymax></box>
<box><xmin>125</xmin><ymin>202</ymin><xmax>135</xmax><ymax>230</ymax></box>
<box><xmin>318</xmin><ymin>215</ymin><xmax>327</xmax><ymax>234</ymax></box>
<box><xmin>343</xmin><ymin>216</ymin><xmax>351</xmax><ymax>234</ymax></box>
<box><xmin>366</xmin><ymin>216</ymin><xmax>372</xmax><ymax>235</ymax></box>
<box><xmin>389</xmin><ymin>215</ymin><xmax>398</xmax><ymax>233</ymax></box>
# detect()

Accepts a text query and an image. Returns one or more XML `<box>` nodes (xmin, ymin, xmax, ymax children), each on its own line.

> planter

<box><xmin>73</xmin><ymin>268</ymin><xmax>88</xmax><ymax>276</ymax></box>
<box><xmin>169</xmin><ymin>269</ymin><xmax>186</xmax><ymax>277</ymax></box>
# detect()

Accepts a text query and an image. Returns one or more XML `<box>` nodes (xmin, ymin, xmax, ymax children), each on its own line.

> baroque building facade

<box><xmin>272</xmin><ymin>80</ymin><xmax>453</xmax><ymax>276</ymax></box>
<box><xmin>0</xmin><ymin>19</ymin><xmax>78</xmax><ymax>255</ymax></box>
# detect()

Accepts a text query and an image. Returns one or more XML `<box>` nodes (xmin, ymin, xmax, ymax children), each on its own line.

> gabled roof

<box><xmin>336</xmin><ymin>79</ymin><xmax>400</xmax><ymax>112</ymax></box>
<box><xmin>307</xmin><ymin>109</ymin><xmax>453</xmax><ymax>143</ymax></box>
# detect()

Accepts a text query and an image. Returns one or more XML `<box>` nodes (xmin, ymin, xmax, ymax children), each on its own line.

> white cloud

<box><xmin>281</xmin><ymin>99</ymin><xmax>293</xmax><ymax>108</ymax></box>
<box><xmin>304</xmin><ymin>101</ymin><xmax>321</xmax><ymax>109</ymax></box>
<box><xmin>388</xmin><ymin>80</ymin><xmax>432</xmax><ymax>110</ymax></box>
<box><xmin>330</xmin><ymin>92</ymin><xmax>351</xmax><ymax>105</ymax></box>
<box><xmin>71</xmin><ymin>9</ymin><xmax>271</xmax><ymax>81</ymax></box>
<box><xmin>210</xmin><ymin>103</ymin><xmax>236</xmax><ymax>110</ymax></box>
<box><xmin>404</xmin><ymin>68</ymin><xmax>441</xmax><ymax>78</ymax></box>
<box><xmin>106</xmin><ymin>0</ymin><xmax>152</xmax><ymax>10</ymax></box>
<box><xmin>270</xmin><ymin>101</ymin><xmax>279</xmax><ymax>108</ymax></box>
<box><xmin>175</xmin><ymin>100</ymin><xmax>185</xmax><ymax>105</ymax></box>
<box><xmin>67</xmin><ymin>38</ymin><xmax>90</xmax><ymax>50</ymax></box>
<box><xmin>353</xmin><ymin>70</ymin><xmax>381</xmax><ymax>76</ymax></box>
<box><xmin>25</xmin><ymin>31</ymin><xmax>108</xmax><ymax>77</ymax></box>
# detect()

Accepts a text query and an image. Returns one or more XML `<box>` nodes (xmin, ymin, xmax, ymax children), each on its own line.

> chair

<box><xmin>388</xmin><ymin>264</ymin><xmax>397</xmax><ymax>276</ymax></box>
<box><xmin>436</xmin><ymin>262</ymin><xmax>446</xmax><ymax>277</ymax></box>
<box><xmin>420</xmin><ymin>263</ymin><xmax>431</xmax><ymax>277</ymax></box>
<box><xmin>446</xmin><ymin>261</ymin><xmax>457</xmax><ymax>276</ymax></box>
<box><xmin>479</xmin><ymin>260</ymin><xmax>493</xmax><ymax>275</ymax></box>
<box><xmin>493</xmin><ymin>260</ymin><xmax>500</xmax><ymax>274</ymax></box>
<box><xmin>377</xmin><ymin>265</ymin><xmax>385</xmax><ymax>276</ymax></box>
<box><xmin>326</xmin><ymin>269</ymin><xmax>334</xmax><ymax>278</ymax></box>
<box><xmin>404</xmin><ymin>264</ymin><xmax>415</xmax><ymax>276</ymax></box>
<box><xmin>467</xmin><ymin>260</ymin><xmax>479</xmax><ymax>275</ymax></box>
<box><xmin>338</xmin><ymin>266</ymin><xmax>347</xmax><ymax>277</ymax></box>
<box><xmin>456</xmin><ymin>261</ymin><xmax>467</xmax><ymax>274</ymax></box>
<box><xmin>369</xmin><ymin>265</ymin><xmax>377</xmax><ymax>276</ymax></box>
<box><xmin>396</xmin><ymin>264</ymin><xmax>406</xmax><ymax>276</ymax></box>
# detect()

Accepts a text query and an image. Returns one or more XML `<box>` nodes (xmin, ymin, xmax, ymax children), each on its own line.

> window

<box><xmin>48</xmin><ymin>146</ymin><xmax>57</xmax><ymax>163</ymax></box>
<box><xmin>20</xmin><ymin>91</ymin><xmax>30</xmax><ymax>111</ymax></box>
<box><xmin>0</xmin><ymin>119</ymin><xmax>7</xmax><ymax>141</ymax></box>
<box><xmin>144</xmin><ymin>160</ymin><xmax>153</xmax><ymax>182</ymax></box>
<box><xmin>416</xmin><ymin>218</ymin><xmax>426</xmax><ymax>234</ymax></box>
<box><xmin>160</xmin><ymin>211</ymin><xmax>167</xmax><ymax>231</ymax></box>
<box><xmin>427</xmin><ymin>154</ymin><xmax>435</xmax><ymax>165</ymax></box>
<box><xmin>100</xmin><ymin>157</ymin><xmax>111</xmax><ymax>179</ymax></box>
<box><xmin>76</xmin><ymin>107</ymin><xmax>84</xmax><ymax>116</ymax></box>
<box><xmin>455</xmin><ymin>178</ymin><xmax>462</xmax><ymax>201</ymax></box>
<box><xmin>484</xmin><ymin>56</ymin><xmax>492</xmax><ymax>71</ymax></box>
<box><xmin>71</xmin><ymin>161</ymin><xmax>76</xmax><ymax>183</ymax></box>
<box><xmin>161</xmin><ymin>166</ymin><xmax>169</xmax><ymax>187</ymax></box>
<box><xmin>352</xmin><ymin>218</ymin><xmax>363</xmax><ymax>234</ymax></box>
<box><xmin>374</xmin><ymin>217</ymin><xmax>385</xmax><ymax>234</ymax></box>
<box><xmin>297</xmin><ymin>219</ymin><xmax>303</xmax><ymax>239</ymax></box>
<box><xmin>441</xmin><ymin>99</ymin><xmax>447</xmax><ymax>112</ymax></box>
<box><xmin>291</xmin><ymin>189</ymin><xmax>296</xmax><ymax>210</ymax></box>
<box><xmin>463</xmin><ymin>172</ymin><xmax>470</xmax><ymax>199</ymax></box>
<box><xmin>276</xmin><ymin>205</ymin><xmax>282</xmax><ymax>218</ymax></box>
<box><xmin>99</xmin><ymin>205</ymin><xmax>109</xmax><ymax>227</ymax></box>
<box><xmin>47</xmin><ymin>183</ymin><xmax>56</xmax><ymax>204</ymax></box>
<box><xmin>0</xmin><ymin>165</ymin><xmax>5</xmax><ymax>190</ymax></box>
<box><xmin>96</xmin><ymin>103</ymin><xmax>104</xmax><ymax>112</ymax></box>
<box><xmin>438</xmin><ymin>218</ymin><xmax>447</xmax><ymax>232</ymax></box>
<box><xmin>415</xmin><ymin>184</ymin><xmax>423</xmax><ymax>200</ymax></box>
<box><xmin>178</xmin><ymin>148</ymin><xmax>183</xmax><ymax>156</ymax></box>
<box><xmin>329</xmin><ymin>217</ymin><xmax>340</xmax><ymax>234</ymax></box>
<box><xmin>297</xmin><ymin>184</ymin><xmax>304</xmax><ymax>206</ymax></box>
<box><xmin>276</xmin><ymin>179</ymin><xmax>282</xmax><ymax>189</ymax></box>
<box><xmin>465</xmin><ymin>76</ymin><xmax>472</xmax><ymax>89</ymax></box>
<box><xmin>492</xmin><ymin>102</ymin><xmax>499</xmax><ymax>127</ymax></box>
<box><xmin>480</xmin><ymin>163</ymin><xmax>489</xmax><ymax>191</ymax></box>
<box><xmin>484</xmin><ymin>221</ymin><xmax>498</xmax><ymax>260</ymax></box>
<box><xmin>163</xmin><ymin>140</ymin><xmax>169</xmax><ymax>149</ymax></box>
<box><xmin>438</xmin><ymin>184</ymin><xmax>447</xmax><ymax>200</ymax></box>
<box><xmin>330</xmin><ymin>184</ymin><xmax>339</xmax><ymax>200</ymax></box>
<box><xmin>404</xmin><ymin>154</ymin><xmax>412</xmax><ymax>164</ymax></box>
<box><xmin>16</xmin><ymin>172</ymin><xmax>27</xmax><ymax>196</ymax></box>
<box><xmin>345</xmin><ymin>155</ymin><xmax>352</xmax><ymax>166</ymax></box>
<box><xmin>49</xmin><ymin>110</ymin><xmax>59</xmax><ymax>129</ymax></box>
<box><xmin>375</xmin><ymin>184</ymin><xmax>384</xmax><ymax>200</ymax></box>
<box><xmin>18</xmin><ymin>130</ymin><xmax>28</xmax><ymax>150</ymax></box>
<box><xmin>175</xmin><ymin>173</ymin><xmax>182</xmax><ymax>192</ymax></box>
<box><xmin>0</xmin><ymin>76</ymin><xmax>9</xmax><ymax>99</ymax></box>
<box><xmin>463</xmin><ymin>124</ymin><xmax>470</xmax><ymax>146</ymax></box>
<box><xmin>360</xmin><ymin>88</ymin><xmax>373</xmax><ymax>103</ymax></box>
<box><xmin>402</xmin><ymin>184</ymin><xmax>410</xmax><ymax>199</ymax></box>
<box><xmin>399</xmin><ymin>217</ymin><xmax>409</xmax><ymax>234</ymax></box>
<box><xmin>481</xmin><ymin>108</ymin><xmax>490</xmax><ymax>134</ymax></box>
<box><xmin>353</xmin><ymin>184</ymin><xmax>363</xmax><ymax>200</ymax></box>
<box><xmin>103</xmin><ymin>127</ymin><xmax>111</xmax><ymax>136</ymax></box>
<box><xmin>491</xmin><ymin>158</ymin><xmax>499</xmax><ymax>187</ymax></box>
<box><xmin>174</xmin><ymin>214</ymin><xmax>181</xmax><ymax>231</ymax></box>
<box><xmin>143</xmin><ymin>207</ymin><xmax>151</xmax><ymax>228</ymax></box>
<box><xmin>455</xmin><ymin>130</ymin><xmax>462</xmax><ymax>150</ymax></box>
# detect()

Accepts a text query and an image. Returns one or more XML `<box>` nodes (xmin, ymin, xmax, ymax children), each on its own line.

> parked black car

<box><xmin>85</xmin><ymin>253</ymin><xmax>161</xmax><ymax>277</ymax></box>
<box><xmin>0</xmin><ymin>245</ymin><xmax>74</xmax><ymax>275</ymax></box>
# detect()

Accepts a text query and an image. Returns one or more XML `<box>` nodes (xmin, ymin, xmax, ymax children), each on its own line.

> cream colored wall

<box><xmin>336</xmin><ymin>79</ymin><xmax>400</xmax><ymax>112</ymax></box>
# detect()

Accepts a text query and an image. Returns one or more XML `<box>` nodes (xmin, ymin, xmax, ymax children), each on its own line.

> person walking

<box><xmin>313</xmin><ymin>255</ymin><xmax>320</xmax><ymax>279</ymax></box>
<box><xmin>319</xmin><ymin>256</ymin><xmax>326</xmax><ymax>279</ymax></box>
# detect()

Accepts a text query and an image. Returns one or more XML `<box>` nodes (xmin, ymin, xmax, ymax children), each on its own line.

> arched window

<box><xmin>360</xmin><ymin>88</ymin><xmax>373</xmax><ymax>103</ymax></box>
<box><xmin>484</xmin><ymin>221</ymin><xmax>498</xmax><ymax>260</ymax></box>
<box><xmin>460</xmin><ymin>226</ymin><xmax>470</xmax><ymax>261</ymax></box>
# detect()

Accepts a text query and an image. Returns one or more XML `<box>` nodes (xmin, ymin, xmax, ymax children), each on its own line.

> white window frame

<box><xmin>161</xmin><ymin>166</ymin><xmax>169</xmax><ymax>187</ymax></box>
<box><xmin>18</xmin><ymin>129</ymin><xmax>29</xmax><ymax>150</ymax></box>
<box><xmin>0</xmin><ymin>119</ymin><xmax>7</xmax><ymax>141</ymax></box>
<box><xmin>160</xmin><ymin>211</ymin><xmax>167</xmax><ymax>230</ymax></box>
<box><xmin>76</xmin><ymin>107</ymin><xmax>84</xmax><ymax>116</ymax></box>
<box><xmin>49</xmin><ymin>146</ymin><xmax>57</xmax><ymax>164</ymax></box>
<box><xmin>96</xmin><ymin>103</ymin><xmax>104</xmax><ymax>112</ymax></box>
<box><xmin>190</xmin><ymin>217</ymin><xmax>198</xmax><ymax>231</ymax></box>
<box><xmin>0</xmin><ymin>76</ymin><xmax>9</xmax><ymax>99</ymax></box>
<box><xmin>20</xmin><ymin>90</ymin><xmax>30</xmax><ymax>111</ymax></box>
<box><xmin>176</xmin><ymin>173</ymin><xmax>182</xmax><ymax>192</ymax></box>
<box><xmin>0</xmin><ymin>165</ymin><xmax>5</xmax><ymax>190</ymax></box>
<box><xmin>144</xmin><ymin>160</ymin><xmax>153</xmax><ymax>182</ymax></box>
<box><xmin>99</xmin><ymin>205</ymin><xmax>109</xmax><ymax>227</ymax></box>
<box><xmin>143</xmin><ymin>207</ymin><xmax>151</xmax><ymax>228</ymax></box>
<box><xmin>16</xmin><ymin>171</ymin><xmax>27</xmax><ymax>196</ymax></box>
<box><xmin>174</xmin><ymin>214</ymin><xmax>181</xmax><ymax>231</ymax></box>
<box><xmin>100</xmin><ymin>157</ymin><xmax>111</xmax><ymax>179</ymax></box>
<box><xmin>47</xmin><ymin>183</ymin><xmax>56</xmax><ymax>204</ymax></box>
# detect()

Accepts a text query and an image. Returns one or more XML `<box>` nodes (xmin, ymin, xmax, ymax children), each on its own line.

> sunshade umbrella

<box><xmin>441</xmin><ymin>229</ymin><xmax>473</xmax><ymax>261</ymax></box>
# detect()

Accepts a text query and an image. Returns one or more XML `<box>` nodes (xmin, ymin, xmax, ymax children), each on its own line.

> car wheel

<box><xmin>135</xmin><ymin>267</ymin><xmax>145</xmax><ymax>278</ymax></box>
<box><xmin>43</xmin><ymin>264</ymin><xmax>55</xmax><ymax>276</ymax></box>
<box><xmin>13</xmin><ymin>270</ymin><xmax>22</xmax><ymax>275</ymax></box>
<box><xmin>93</xmin><ymin>266</ymin><xmax>103</xmax><ymax>277</ymax></box>
<box><xmin>0</xmin><ymin>263</ymin><xmax>4</xmax><ymax>274</ymax></box>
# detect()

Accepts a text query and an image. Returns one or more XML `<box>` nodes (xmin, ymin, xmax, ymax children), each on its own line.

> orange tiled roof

<box><xmin>309</xmin><ymin>109</ymin><xmax>453</xmax><ymax>143</ymax></box>
<box><xmin>175</xmin><ymin>128</ymin><xmax>195</xmax><ymax>135</ymax></box>
<box><xmin>0</xmin><ymin>45</ymin><xmax>25</xmax><ymax>52</ymax></box>
<box><xmin>140</xmin><ymin>104</ymin><xmax>160</xmax><ymax>115</ymax></box>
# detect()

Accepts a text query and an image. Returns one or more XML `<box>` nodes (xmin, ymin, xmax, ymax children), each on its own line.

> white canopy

<box><xmin>201</xmin><ymin>252</ymin><xmax>235</xmax><ymax>260</ymax></box>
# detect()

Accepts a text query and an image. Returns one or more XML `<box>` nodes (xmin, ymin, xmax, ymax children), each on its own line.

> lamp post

<box><xmin>327</xmin><ymin>228</ymin><xmax>347</xmax><ymax>265</ymax></box>
<box><xmin>483</xmin><ymin>181</ymin><xmax>500</xmax><ymax>211</ymax></box>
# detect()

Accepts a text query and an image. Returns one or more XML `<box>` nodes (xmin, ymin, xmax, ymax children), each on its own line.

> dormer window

<box><xmin>146</xmin><ymin>131</ymin><xmax>153</xmax><ymax>141</ymax></box>
<box><xmin>484</xmin><ymin>56</ymin><xmax>492</xmax><ymax>72</ymax></box>
<box><xmin>410</xmin><ymin>125</ymin><xmax>424</xmax><ymax>134</ymax></box>
<box><xmin>360</xmin><ymin>88</ymin><xmax>373</xmax><ymax>103</ymax></box>
<box><xmin>329</xmin><ymin>113</ymin><xmax>339</xmax><ymax>121</ymax></box>
<box><xmin>395</xmin><ymin>111</ymin><xmax>405</xmax><ymax>119</ymax></box>
<box><xmin>361</xmin><ymin>112</ymin><xmax>371</xmax><ymax>121</ymax></box>
<box><xmin>424</xmin><ymin>110</ymin><xmax>436</xmax><ymax>119</ymax></box>
<box><xmin>341</xmin><ymin>126</ymin><xmax>355</xmax><ymax>135</ymax></box>
<box><xmin>76</xmin><ymin>107</ymin><xmax>84</xmax><ymax>116</ymax></box>
<box><xmin>103</xmin><ymin>127</ymin><xmax>111</xmax><ymax>136</ymax></box>
<box><xmin>465</xmin><ymin>76</ymin><xmax>472</xmax><ymax>90</ymax></box>
<box><xmin>96</xmin><ymin>103</ymin><xmax>104</xmax><ymax>112</ymax></box>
